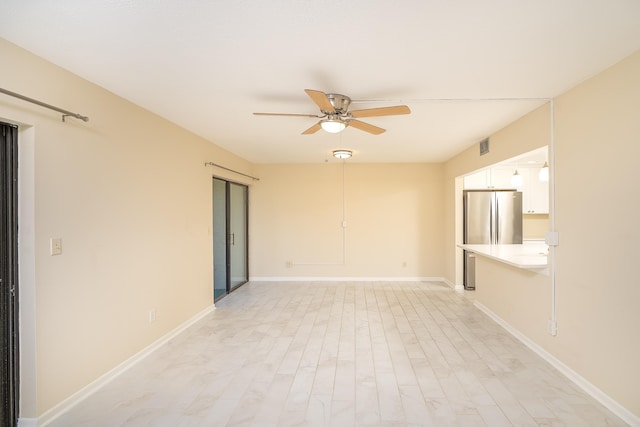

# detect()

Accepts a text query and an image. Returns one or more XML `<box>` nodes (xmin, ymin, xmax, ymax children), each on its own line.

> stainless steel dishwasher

<box><xmin>464</xmin><ymin>251</ymin><xmax>476</xmax><ymax>290</ymax></box>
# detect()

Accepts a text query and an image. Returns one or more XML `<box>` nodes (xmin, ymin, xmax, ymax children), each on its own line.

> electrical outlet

<box><xmin>286</xmin><ymin>261</ymin><xmax>293</xmax><ymax>268</ymax></box>
<box><xmin>149</xmin><ymin>309</ymin><xmax>156</xmax><ymax>323</ymax></box>
<box><xmin>402</xmin><ymin>261</ymin><xmax>407</xmax><ymax>268</ymax></box>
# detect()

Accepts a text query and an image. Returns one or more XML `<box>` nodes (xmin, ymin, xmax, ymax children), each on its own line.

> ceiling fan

<box><xmin>253</xmin><ymin>89</ymin><xmax>411</xmax><ymax>135</ymax></box>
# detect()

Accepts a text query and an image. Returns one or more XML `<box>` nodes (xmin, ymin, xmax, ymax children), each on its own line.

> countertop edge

<box><xmin>458</xmin><ymin>243</ymin><xmax>548</xmax><ymax>271</ymax></box>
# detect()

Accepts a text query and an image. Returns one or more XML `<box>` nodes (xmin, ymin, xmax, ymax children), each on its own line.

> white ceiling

<box><xmin>2</xmin><ymin>1</ymin><xmax>640</xmax><ymax>163</ymax></box>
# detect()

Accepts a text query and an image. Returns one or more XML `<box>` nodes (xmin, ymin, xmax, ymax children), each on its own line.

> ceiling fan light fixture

<box><xmin>333</xmin><ymin>149</ymin><xmax>352</xmax><ymax>159</ymax></box>
<box><xmin>320</xmin><ymin>118</ymin><xmax>347</xmax><ymax>133</ymax></box>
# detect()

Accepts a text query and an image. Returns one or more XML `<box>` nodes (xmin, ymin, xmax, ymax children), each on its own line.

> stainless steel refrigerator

<box><xmin>463</xmin><ymin>190</ymin><xmax>523</xmax><ymax>290</ymax></box>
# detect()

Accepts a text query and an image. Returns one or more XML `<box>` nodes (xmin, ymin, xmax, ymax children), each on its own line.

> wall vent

<box><xmin>479</xmin><ymin>138</ymin><xmax>490</xmax><ymax>156</ymax></box>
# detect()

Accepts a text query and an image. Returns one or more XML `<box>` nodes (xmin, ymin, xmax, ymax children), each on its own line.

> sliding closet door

<box><xmin>229</xmin><ymin>183</ymin><xmax>248</xmax><ymax>290</ymax></box>
<box><xmin>212</xmin><ymin>178</ymin><xmax>248</xmax><ymax>301</ymax></box>
<box><xmin>1</xmin><ymin>123</ymin><xmax>19</xmax><ymax>426</ymax></box>
<box><xmin>212</xmin><ymin>178</ymin><xmax>228</xmax><ymax>301</ymax></box>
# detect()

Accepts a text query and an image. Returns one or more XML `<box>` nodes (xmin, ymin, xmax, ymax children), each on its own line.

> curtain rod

<box><xmin>204</xmin><ymin>162</ymin><xmax>259</xmax><ymax>181</ymax></box>
<box><xmin>0</xmin><ymin>87</ymin><xmax>89</xmax><ymax>122</ymax></box>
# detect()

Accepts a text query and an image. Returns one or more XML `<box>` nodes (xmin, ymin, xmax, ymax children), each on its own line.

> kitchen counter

<box><xmin>458</xmin><ymin>242</ymin><xmax>548</xmax><ymax>272</ymax></box>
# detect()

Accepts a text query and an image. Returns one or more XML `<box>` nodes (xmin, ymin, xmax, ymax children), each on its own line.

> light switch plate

<box><xmin>545</xmin><ymin>231</ymin><xmax>559</xmax><ymax>246</ymax></box>
<box><xmin>50</xmin><ymin>238</ymin><xmax>62</xmax><ymax>256</ymax></box>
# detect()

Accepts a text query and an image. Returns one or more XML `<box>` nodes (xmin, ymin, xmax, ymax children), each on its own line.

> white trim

<box><xmin>17</xmin><ymin>124</ymin><xmax>38</xmax><ymax>420</ymax></box>
<box><xmin>38</xmin><ymin>305</ymin><xmax>215</xmax><ymax>426</ymax></box>
<box><xmin>248</xmin><ymin>276</ymin><xmax>445</xmax><ymax>282</ymax></box>
<box><xmin>17</xmin><ymin>419</ymin><xmax>38</xmax><ymax>427</ymax></box>
<box><xmin>474</xmin><ymin>301</ymin><xmax>640</xmax><ymax>427</ymax></box>
<box><xmin>441</xmin><ymin>277</ymin><xmax>464</xmax><ymax>291</ymax></box>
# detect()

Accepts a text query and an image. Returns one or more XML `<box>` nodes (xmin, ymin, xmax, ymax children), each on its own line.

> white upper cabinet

<box><xmin>463</xmin><ymin>167</ymin><xmax>515</xmax><ymax>189</ymax></box>
<box><xmin>463</xmin><ymin>169</ymin><xmax>490</xmax><ymax>189</ymax></box>
<box><xmin>490</xmin><ymin>167</ymin><xmax>516</xmax><ymax>189</ymax></box>
<box><xmin>521</xmin><ymin>167</ymin><xmax>549</xmax><ymax>214</ymax></box>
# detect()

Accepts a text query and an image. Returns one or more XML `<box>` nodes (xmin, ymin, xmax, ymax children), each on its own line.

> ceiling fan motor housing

<box><xmin>325</xmin><ymin>93</ymin><xmax>351</xmax><ymax>115</ymax></box>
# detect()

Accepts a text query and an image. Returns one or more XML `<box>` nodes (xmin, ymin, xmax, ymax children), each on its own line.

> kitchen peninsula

<box><xmin>458</xmin><ymin>241</ymin><xmax>548</xmax><ymax>273</ymax></box>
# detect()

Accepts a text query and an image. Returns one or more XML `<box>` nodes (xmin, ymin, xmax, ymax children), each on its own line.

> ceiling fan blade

<box><xmin>253</xmin><ymin>112</ymin><xmax>320</xmax><ymax>118</ymax></box>
<box><xmin>304</xmin><ymin>89</ymin><xmax>335</xmax><ymax>113</ymax></box>
<box><xmin>348</xmin><ymin>119</ymin><xmax>385</xmax><ymax>135</ymax></box>
<box><xmin>350</xmin><ymin>105</ymin><xmax>411</xmax><ymax>118</ymax></box>
<box><xmin>302</xmin><ymin>122</ymin><xmax>322</xmax><ymax>135</ymax></box>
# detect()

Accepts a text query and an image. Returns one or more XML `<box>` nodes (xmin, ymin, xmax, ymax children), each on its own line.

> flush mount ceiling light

<box><xmin>333</xmin><ymin>149</ymin><xmax>352</xmax><ymax>159</ymax></box>
<box><xmin>539</xmin><ymin>161</ymin><xmax>549</xmax><ymax>182</ymax></box>
<box><xmin>320</xmin><ymin>116</ymin><xmax>347</xmax><ymax>134</ymax></box>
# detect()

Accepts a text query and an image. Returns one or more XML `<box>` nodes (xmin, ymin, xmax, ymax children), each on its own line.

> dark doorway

<box><xmin>1</xmin><ymin>122</ymin><xmax>19</xmax><ymax>426</ymax></box>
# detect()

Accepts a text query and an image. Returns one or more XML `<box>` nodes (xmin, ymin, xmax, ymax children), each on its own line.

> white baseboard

<box><xmin>441</xmin><ymin>277</ymin><xmax>464</xmax><ymax>291</ymax></box>
<box><xmin>38</xmin><ymin>305</ymin><xmax>215</xmax><ymax>427</ymax></box>
<box><xmin>474</xmin><ymin>301</ymin><xmax>639</xmax><ymax>427</ymax></box>
<box><xmin>18</xmin><ymin>419</ymin><xmax>37</xmax><ymax>427</ymax></box>
<box><xmin>249</xmin><ymin>276</ymin><xmax>445</xmax><ymax>282</ymax></box>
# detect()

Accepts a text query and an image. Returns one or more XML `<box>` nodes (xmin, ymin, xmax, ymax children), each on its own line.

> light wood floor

<box><xmin>48</xmin><ymin>281</ymin><xmax>626</xmax><ymax>426</ymax></box>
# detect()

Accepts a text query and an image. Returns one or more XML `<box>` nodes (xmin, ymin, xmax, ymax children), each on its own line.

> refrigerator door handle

<box><xmin>490</xmin><ymin>193</ymin><xmax>497</xmax><ymax>245</ymax></box>
<box><xmin>494</xmin><ymin>195</ymin><xmax>500</xmax><ymax>244</ymax></box>
<box><xmin>488</xmin><ymin>194</ymin><xmax>496</xmax><ymax>245</ymax></box>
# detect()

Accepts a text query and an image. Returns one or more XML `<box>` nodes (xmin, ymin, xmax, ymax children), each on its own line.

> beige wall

<box><xmin>523</xmin><ymin>214</ymin><xmax>549</xmax><ymax>239</ymax></box>
<box><xmin>1</xmin><ymin>39</ymin><xmax>254</xmax><ymax>416</ymax></box>
<box><xmin>445</xmin><ymin>50</ymin><xmax>640</xmax><ymax>419</ymax></box>
<box><xmin>475</xmin><ymin>256</ymin><xmax>551</xmax><ymax>342</ymax></box>
<box><xmin>552</xmin><ymin>50</ymin><xmax>640</xmax><ymax>416</ymax></box>
<box><xmin>250</xmin><ymin>162</ymin><xmax>445</xmax><ymax>279</ymax></box>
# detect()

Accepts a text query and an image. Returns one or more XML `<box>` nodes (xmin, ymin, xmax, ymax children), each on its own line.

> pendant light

<box><xmin>539</xmin><ymin>161</ymin><xmax>549</xmax><ymax>182</ymax></box>
<box><xmin>511</xmin><ymin>169</ymin><xmax>523</xmax><ymax>187</ymax></box>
